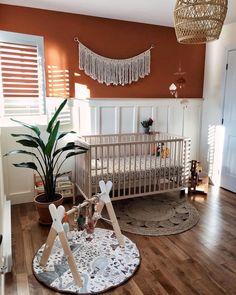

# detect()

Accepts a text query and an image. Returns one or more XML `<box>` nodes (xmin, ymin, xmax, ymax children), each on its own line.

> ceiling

<box><xmin>1</xmin><ymin>0</ymin><xmax>236</xmax><ymax>27</ymax></box>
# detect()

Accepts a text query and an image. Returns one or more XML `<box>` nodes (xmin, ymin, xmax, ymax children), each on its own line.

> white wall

<box><xmin>201</xmin><ymin>22</ymin><xmax>236</xmax><ymax>179</ymax></box>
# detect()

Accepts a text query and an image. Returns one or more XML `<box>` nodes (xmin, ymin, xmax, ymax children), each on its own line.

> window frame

<box><xmin>0</xmin><ymin>30</ymin><xmax>46</xmax><ymax>123</ymax></box>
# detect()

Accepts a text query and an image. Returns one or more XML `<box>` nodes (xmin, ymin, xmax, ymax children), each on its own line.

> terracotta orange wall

<box><xmin>0</xmin><ymin>4</ymin><xmax>205</xmax><ymax>98</ymax></box>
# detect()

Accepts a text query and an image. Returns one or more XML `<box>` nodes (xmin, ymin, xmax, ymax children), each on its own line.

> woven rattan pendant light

<box><xmin>174</xmin><ymin>0</ymin><xmax>228</xmax><ymax>44</ymax></box>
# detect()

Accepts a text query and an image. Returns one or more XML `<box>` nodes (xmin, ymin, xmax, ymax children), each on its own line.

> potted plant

<box><xmin>4</xmin><ymin>99</ymin><xmax>88</xmax><ymax>224</ymax></box>
<box><xmin>141</xmin><ymin>118</ymin><xmax>153</xmax><ymax>134</ymax></box>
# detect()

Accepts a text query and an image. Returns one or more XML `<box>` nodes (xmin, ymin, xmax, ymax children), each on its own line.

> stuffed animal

<box><xmin>161</xmin><ymin>144</ymin><xmax>170</xmax><ymax>158</ymax></box>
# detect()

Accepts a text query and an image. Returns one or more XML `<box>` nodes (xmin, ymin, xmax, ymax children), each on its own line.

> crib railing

<box><xmin>76</xmin><ymin>133</ymin><xmax>191</xmax><ymax>201</ymax></box>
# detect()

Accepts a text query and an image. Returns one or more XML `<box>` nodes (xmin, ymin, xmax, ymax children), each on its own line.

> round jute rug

<box><xmin>110</xmin><ymin>194</ymin><xmax>199</xmax><ymax>236</ymax></box>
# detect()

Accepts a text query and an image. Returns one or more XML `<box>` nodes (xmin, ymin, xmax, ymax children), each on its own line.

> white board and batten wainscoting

<box><xmin>1</xmin><ymin>98</ymin><xmax>203</xmax><ymax>205</ymax></box>
<box><xmin>74</xmin><ymin>98</ymin><xmax>203</xmax><ymax>162</ymax></box>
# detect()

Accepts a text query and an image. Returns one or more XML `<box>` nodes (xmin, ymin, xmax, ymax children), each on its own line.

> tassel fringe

<box><xmin>78</xmin><ymin>43</ymin><xmax>151</xmax><ymax>86</ymax></box>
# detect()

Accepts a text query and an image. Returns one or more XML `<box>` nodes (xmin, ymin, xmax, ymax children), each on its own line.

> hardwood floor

<box><xmin>5</xmin><ymin>187</ymin><xmax>236</xmax><ymax>295</ymax></box>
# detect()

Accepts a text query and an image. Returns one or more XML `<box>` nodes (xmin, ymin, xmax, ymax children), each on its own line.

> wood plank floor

<box><xmin>5</xmin><ymin>187</ymin><xmax>236</xmax><ymax>295</ymax></box>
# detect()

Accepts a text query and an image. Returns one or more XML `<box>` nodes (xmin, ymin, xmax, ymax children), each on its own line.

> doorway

<box><xmin>221</xmin><ymin>49</ymin><xmax>236</xmax><ymax>193</ymax></box>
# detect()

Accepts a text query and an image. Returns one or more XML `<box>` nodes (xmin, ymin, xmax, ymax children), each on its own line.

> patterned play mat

<box><xmin>110</xmin><ymin>194</ymin><xmax>199</xmax><ymax>236</ymax></box>
<box><xmin>33</xmin><ymin>228</ymin><xmax>140</xmax><ymax>294</ymax></box>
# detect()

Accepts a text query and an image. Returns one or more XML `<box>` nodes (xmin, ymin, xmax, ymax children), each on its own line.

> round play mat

<box><xmin>33</xmin><ymin>228</ymin><xmax>140</xmax><ymax>294</ymax></box>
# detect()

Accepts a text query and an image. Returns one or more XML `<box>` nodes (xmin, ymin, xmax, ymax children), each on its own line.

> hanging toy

<box><xmin>93</xmin><ymin>202</ymin><xmax>102</xmax><ymax>221</ymax></box>
<box><xmin>86</xmin><ymin>218</ymin><xmax>95</xmax><ymax>235</ymax></box>
<box><xmin>77</xmin><ymin>204</ymin><xmax>86</xmax><ymax>231</ymax></box>
<box><xmin>85</xmin><ymin>203</ymin><xmax>95</xmax><ymax>238</ymax></box>
<box><xmin>62</xmin><ymin>212</ymin><xmax>70</xmax><ymax>236</ymax></box>
<box><xmin>77</xmin><ymin>214</ymin><xmax>85</xmax><ymax>231</ymax></box>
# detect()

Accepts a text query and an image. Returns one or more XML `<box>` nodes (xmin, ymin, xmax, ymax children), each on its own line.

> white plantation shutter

<box><xmin>57</xmin><ymin>104</ymin><xmax>72</xmax><ymax>125</ymax></box>
<box><xmin>0</xmin><ymin>31</ymin><xmax>45</xmax><ymax>117</ymax></box>
<box><xmin>47</xmin><ymin>98</ymin><xmax>72</xmax><ymax>126</ymax></box>
<box><xmin>47</xmin><ymin>65</ymin><xmax>71</xmax><ymax>125</ymax></box>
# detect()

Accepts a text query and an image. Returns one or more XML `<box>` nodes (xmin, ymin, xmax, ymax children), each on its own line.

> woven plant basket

<box><xmin>174</xmin><ymin>0</ymin><xmax>228</xmax><ymax>44</ymax></box>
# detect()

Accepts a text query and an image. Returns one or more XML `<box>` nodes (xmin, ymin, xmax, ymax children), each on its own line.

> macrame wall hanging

<box><xmin>74</xmin><ymin>38</ymin><xmax>153</xmax><ymax>86</ymax></box>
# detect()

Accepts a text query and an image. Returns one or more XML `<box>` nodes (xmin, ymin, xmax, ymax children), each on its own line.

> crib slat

<box><xmin>178</xmin><ymin>140</ymin><xmax>183</xmax><ymax>188</ymax></box>
<box><xmin>168</xmin><ymin>141</ymin><xmax>171</xmax><ymax>190</ymax></box>
<box><xmin>118</xmin><ymin>144</ymin><xmax>121</xmax><ymax>198</ymax></box>
<box><xmin>107</xmin><ymin>145</ymin><xmax>110</xmax><ymax>183</ymax></box>
<box><xmin>164</xmin><ymin>142</ymin><xmax>167</xmax><ymax>190</ymax></box>
<box><xmin>128</xmin><ymin>144</ymin><xmax>131</xmax><ymax>196</ymax></box>
<box><xmin>144</xmin><ymin>143</ymin><xmax>147</xmax><ymax>193</ymax></box>
<box><xmin>133</xmin><ymin>144</ymin><xmax>136</xmax><ymax>195</ymax></box>
<box><xmin>154</xmin><ymin>141</ymin><xmax>158</xmax><ymax>191</ymax></box>
<box><xmin>149</xmin><ymin>143</ymin><xmax>152</xmax><ymax>193</ymax></box>
<box><xmin>95</xmin><ymin>146</ymin><xmax>98</xmax><ymax>194</ymax></box>
<box><xmin>112</xmin><ymin>145</ymin><xmax>115</xmax><ymax>199</ymax></box>
<box><xmin>101</xmin><ymin>146</ymin><xmax>104</xmax><ymax>185</ymax></box>
<box><xmin>123</xmin><ymin>145</ymin><xmax>126</xmax><ymax>197</ymax></box>
<box><xmin>88</xmin><ymin>150</ymin><xmax>92</xmax><ymax>198</ymax></box>
<box><xmin>173</xmin><ymin>140</ymin><xmax>177</xmax><ymax>189</ymax></box>
<box><xmin>139</xmin><ymin>144</ymin><xmax>142</xmax><ymax>194</ymax></box>
<box><xmin>159</xmin><ymin>143</ymin><xmax>162</xmax><ymax>191</ymax></box>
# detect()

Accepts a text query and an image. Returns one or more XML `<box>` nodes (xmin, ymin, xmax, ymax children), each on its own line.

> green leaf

<box><xmin>65</xmin><ymin>151</ymin><xmax>87</xmax><ymax>159</ymax></box>
<box><xmin>45</xmin><ymin>121</ymin><xmax>60</xmax><ymax>156</ymax></box>
<box><xmin>53</xmin><ymin>142</ymin><xmax>88</xmax><ymax>157</ymax></box>
<box><xmin>13</xmin><ymin>162</ymin><xmax>38</xmax><ymax>171</ymax></box>
<box><xmin>4</xmin><ymin>150</ymin><xmax>37</xmax><ymax>157</ymax></box>
<box><xmin>57</xmin><ymin>131</ymin><xmax>76</xmax><ymax>140</ymax></box>
<box><xmin>16</xmin><ymin>139</ymin><xmax>39</xmax><ymax>148</ymax></box>
<box><xmin>11</xmin><ymin>134</ymin><xmax>46</xmax><ymax>152</ymax></box>
<box><xmin>11</xmin><ymin>118</ymin><xmax>40</xmax><ymax>136</ymax></box>
<box><xmin>47</xmin><ymin>99</ymin><xmax>67</xmax><ymax>133</ymax></box>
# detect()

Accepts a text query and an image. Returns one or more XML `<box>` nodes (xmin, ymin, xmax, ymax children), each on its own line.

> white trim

<box><xmin>222</xmin><ymin>47</ymin><xmax>236</xmax><ymax>122</ymax></box>
<box><xmin>2</xmin><ymin>201</ymin><xmax>12</xmax><ymax>272</ymax></box>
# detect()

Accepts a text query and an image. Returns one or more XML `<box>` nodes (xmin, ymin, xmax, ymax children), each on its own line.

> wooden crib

<box><xmin>75</xmin><ymin>132</ymin><xmax>191</xmax><ymax>201</ymax></box>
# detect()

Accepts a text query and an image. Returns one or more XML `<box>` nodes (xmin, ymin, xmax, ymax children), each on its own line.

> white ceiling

<box><xmin>1</xmin><ymin>0</ymin><xmax>236</xmax><ymax>27</ymax></box>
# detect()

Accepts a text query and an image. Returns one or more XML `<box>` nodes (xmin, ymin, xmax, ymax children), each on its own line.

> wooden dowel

<box><xmin>66</xmin><ymin>196</ymin><xmax>98</xmax><ymax>216</ymax></box>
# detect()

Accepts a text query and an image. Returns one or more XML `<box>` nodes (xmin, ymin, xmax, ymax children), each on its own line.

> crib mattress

<box><xmin>91</xmin><ymin>155</ymin><xmax>183</xmax><ymax>184</ymax></box>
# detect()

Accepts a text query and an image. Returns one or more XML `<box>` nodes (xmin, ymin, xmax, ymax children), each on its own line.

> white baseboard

<box><xmin>8</xmin><ymin>192</ymin><xmax>33</xmax><ymax>205</ymax></box>
<box><xmin>2</xmin><ymin>200</ymin><xmax>12</xmax><ymax>273</ymax></box>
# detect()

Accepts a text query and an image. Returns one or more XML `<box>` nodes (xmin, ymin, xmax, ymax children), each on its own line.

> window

<box><xmin>47</xmin><ymin>98</ymin><xmax>72</xmax><ymax>126</ymax></box>
<box><xmin>0</xmin><ymin>31</ymin><xmax>46</xmax><ymax>117</ymax></box>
